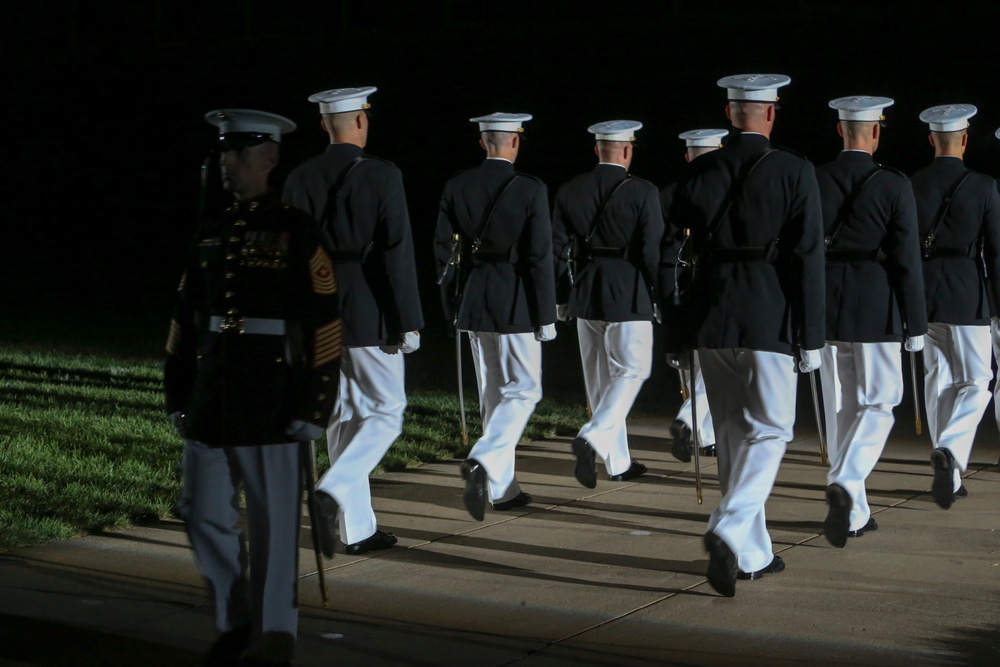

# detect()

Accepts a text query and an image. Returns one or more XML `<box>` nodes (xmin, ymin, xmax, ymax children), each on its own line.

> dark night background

<box><xmin>5</xmin><ymin>0</ymin><xmax>1000</xmax><ymax>405</ymax></box>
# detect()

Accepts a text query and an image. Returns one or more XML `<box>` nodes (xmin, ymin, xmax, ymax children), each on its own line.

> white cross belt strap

<box><xmin>208</xmin><ymin>315</ymin><xmax>286</xmax><ymax>335</ymax></box>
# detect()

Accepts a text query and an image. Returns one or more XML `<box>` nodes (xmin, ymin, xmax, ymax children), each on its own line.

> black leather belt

<box><xmin>588</xmin><ymin>247</ymin><xmax>628</xmax><ymax>259</ymax></box>
<box><xmin>471</xmin><ymin>250</ymin><xmax>511</xmax><ymax>265</ymax></box>
<box><xmin>708</xmin><ymin>247</ymin><xmax>769</xmax><ymax>262</ymax></box>
<box><xmin>826</xmin><ymin>249</ymin><xmax>881</xmax><ymax>263</ymax></box>
<box><xmin>208</xmin><ymin>316</ymin><xmax>286</xmax><ymax>335</ymax></box>
<box><xmin>922</xmin><ymin>246</ymin><xmax>975</xmax><ymax>260</ymax></box>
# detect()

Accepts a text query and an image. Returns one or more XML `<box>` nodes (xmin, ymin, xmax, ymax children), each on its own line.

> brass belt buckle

<box><xmin>219</xmin><ymin>315</ymin><xmax>245</xmax><ymax>334</ymax></box>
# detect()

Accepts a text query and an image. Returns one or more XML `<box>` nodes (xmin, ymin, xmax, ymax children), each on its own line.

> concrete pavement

<box><xmin>1</xmin><ymin>416</ymin><xmax>998</xmax><ymax>666</ymax></box>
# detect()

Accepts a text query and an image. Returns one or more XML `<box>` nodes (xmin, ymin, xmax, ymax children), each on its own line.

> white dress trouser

<box><xmin>576</xmin><ymin>319</ymin><xmax>653</xmax><ymax>476</ymax></box>
<box><xmin>819</xmin><ymin>341</ymin><xmax>901</xmax><ymax>531</ymax></box>
<box><xmin>317</xmin><ymin>345</ymin><xmax>406</xmax><ymax>545</ymax></box>
<box><xmin>700</xmin><ymin>349</ymin><xmax>796</xmax><ymax>573</ymax></box>
<box><xmin>925</xmin><ymin>323</ymin><xmax>992</xmax><ymax>490</ymax></box>
<box><xmin>181</xmin><ymin>440</ymin><xmax>303</xmax><ymax>637</ymax></box>
<box><xmin>674</xmin><ymin>351</ymin><xmax>717</xmax><ymax>446</ymax></box>
<box><xmin>467</xmin><ymin>331</ymin><xmax>542</xmax><ymax>504</ymax></box>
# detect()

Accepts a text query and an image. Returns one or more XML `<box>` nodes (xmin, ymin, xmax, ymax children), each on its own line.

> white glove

<box><xmin>168</xmin><ymin>411</ymin><xmax>186</xmax><ymax>438</ymax></box>
<box><xmin>665</xmin><ymin>352</ymin><xmax>689</xmax><ymax>370</ymax></box>
<box><xmin>798</xmin><ymin>348</ymin><xmax>822</xmax><ymax>373</ymax></box>
<box><xmin>653</xmin><ymin>304</ymin><xmax>662</xmax><ymax>324</ymax></box>
<box><xmin>904</xmin><ymin>335</ymin><xmax>924</xmax><ymax>352</ymax></box>
<box><xmin>535</xmin><ymin>323</ymin><xmax>557</xmax><ymax>342</ymax></box>
<box><xmin>556</xmin><ymin>304</ymin><xmax>570</xmax><ymax>322</ymax></box>
<box><xmin>286</xmin><ymin>419</ymin><xmax>325</xmax><ymax>442</ymax></box>
<box><xmin>400</xmin><ymin>331</ymin><xmax>420</xmax><ymax>353</ymax></box>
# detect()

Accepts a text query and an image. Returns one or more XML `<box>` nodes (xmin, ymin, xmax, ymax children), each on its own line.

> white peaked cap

<box><xmin>679</xmin><ymin>128</ymin><xmax>729</xmax><ymax>147</ymax></box>
<box><xmin>828</xmin><ymin>96</ymin><xmax>894</xmax><ymax>122</ymax></box>
<box><xmin>308</xmin><ymin>86</ymin><xmax>378</xmax><ymax>115</ymax></box>
<box><xmin>717</xmin><ymin>73</ymin><xmax>791</xmax><ymax>102</ymax></box>
<box><xmin>588</xmin><ymin>120</ymin><xmax>642</xmax><ymax>141</ymax></box>
<box><xmin>470</xmin><ymin>112</ymin><xmax>532</xmax><ymax>132</ymax></box>
<box><xmin>204</xmin><ymin>109</ymin><xmax>296</xmax><ymax>142</ymax></box>
<box><xmin>919</xmin><ymin>104</ymin><xmax>978</xmax><ymax>132</ymax></box>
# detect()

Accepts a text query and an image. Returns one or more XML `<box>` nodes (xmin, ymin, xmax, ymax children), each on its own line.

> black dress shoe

<box><xmin>704</xmin><ymin>532</ymin><xmax>737</xmax><ymax>597</ymax></box>
<box><xmin>201</xmin><ymin>624</ymin><xmax>251</xmax><ymax>667</ymax></box>
<box><xmin>701</xmin><ymin>444</ymin><xmax>717</xmax><ymax>457</ymax></box>
<box><xmin>670</xmin><ymin>420</ymin><xmax>693</xmax><ymax>463</ymax></box>
<box><xmin>823</xmin><ymin>483</ymin><xmax>852</xmax><ymax>549</ymax></box>
<box><xmin>930</xmin><ymin>448</ymin><xmax>955</xmax><ymax>510</ymax></box>
<box><xmin>609</xmin><ymin>460</ymin><xmax>647</xmax><ymax>482</ymax></box>
<box><xmin>737</xmin><ymin>554</ymin><xmax>785</xmax><ymax>581</ymax></box>
<box><xmin>345</xmin><ymin>528</ymin><xmax>397</xmax><ymax>555</ymax></box>
<box><xmin>312</xmin><ymin>490</ymin><xmax>339</xmax><ymax>559</ymax></box>
<box><xmin>571</xmin><ymin>437</ymin><xmax>598</xmax><ymax>489</ymax></box>
<box><xmin>955</xmin><ymin>485</ymin><xmax>968</xmax><ymax>499</ymax></box>
<box><xmin>492</xmin><ymin>491</ymin><xmax>533</xmax><ymax>511</ymax></box>
<box><xmin>847</xmin><ymin>517</ymin><xmax>878</xmax><ymax>538</ymax></box>
<box><xmin>460</xmin><ymin>459</ymin><xmax>487</xmax><ymax>521</ymax></box>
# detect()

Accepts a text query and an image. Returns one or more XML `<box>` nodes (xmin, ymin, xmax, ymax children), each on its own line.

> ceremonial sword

<box><xmin>456</xmin><ymin>330</ymin><xmax>469</xmax><ymax>447</ymax></box>
<box><xmin>808</xmin><ymin>370</ymin><xmax>828</xmax><ymax>467</ymax></box>
<box><xmin>688</xmin><ymin>349</ymin><xmax>703</xmax><ymax>505</ymax></box>
<box><xmin>300</xmin><ymin>440</ymin><xmax>329</xmax><ymax>606</ymax></box>
<box><xmin>910</xmin><ymin>351</ymin><xmax>922</xmax><ymax>436</ymax></box>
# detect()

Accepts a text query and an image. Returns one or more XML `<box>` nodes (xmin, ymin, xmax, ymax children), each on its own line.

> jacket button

<box><xmin>313</xmin><ymin>411</ymin><xmax>322</xmax><ymax>419</ymax></box>
<box><xmin>317</xmin><ymin>393</ymin><xmax>326</xmax><ymax>401</ymax></box>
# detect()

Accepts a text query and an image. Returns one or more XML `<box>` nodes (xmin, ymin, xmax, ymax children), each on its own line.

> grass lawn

<box><xmin>0</xmin><ymin>310</ymin><xmax>587</xmax><ymax>552</ymax></box>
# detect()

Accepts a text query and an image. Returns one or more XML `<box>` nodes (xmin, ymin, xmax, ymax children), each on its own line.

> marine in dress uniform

<box><xmin>911</xmin><ymin>104</ymin><xmax>1000</xmax><ymax>509</ymax></box>
<box><xmin>993</xmin><ymin>127</ymin><xmax>1000</xmax><ymax>469</ymax></box>
<box><xmin>816</xmin><ymin>97</ymin><xmax>928</xmax><ymax>547</ymax></box>
<box><xmin>165</xmin><ymin>109</ymin><xmax>341</xmax><ymax>666</ymax></box>
<box><xmin>282</xmin><ymin>87</ymin><xmax>424</xmax><ymax>556</ymax></box>
<box><xmin>434</xmin><ymin>112</ymin><xmax>557</xmax><ymax>520</ymax></box>
<box><xmin>552</xmin><ymin>120</ymin><xmax>662</xmax><ymax>487</ymax></box>
<box><xmin>662</xmin><ymin>74</ymin><xmax>825</xmax><ymax>597</ymax></box>
<box><xmin>660</xmin><ymin>129</ymin><xmax>726</xmax><ymax>463</ymax></box>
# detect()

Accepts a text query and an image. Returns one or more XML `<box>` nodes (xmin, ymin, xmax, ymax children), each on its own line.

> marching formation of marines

<box><xmin>165</xmin><ymin>75</ymin><xmax>1000</xmax><ymax>665</ymax></box>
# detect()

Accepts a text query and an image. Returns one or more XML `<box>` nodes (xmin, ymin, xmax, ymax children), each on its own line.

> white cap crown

<box><xmin>470</xmin><ymin>112</ymin><xmax>532</xmax><ymax>133</ymax></box>
<box><xmin>919</xmin><ymin>104</ymin><xmax>977</xmax><ymax>132</ymax></box>
<box><xmin>828</xmin><ymin>96</ymin><xmax>894</xmax><ymax>122</ymax></box>
<box><xmin>717</xmin><ymin>73</ymin><xmax>791</xmax><ymax>102</ymax></box>
<box><xmin>678</xmin><ymin>128</ymin><xmax>728</xmax><ymax>148</ymax></box>
<box><xmin>588</xmin><ymin>120</ymin><xmax>642</xmax><ymax>141</ymax></box>
<box><xmin>204</xmin><ymin>109</ymin><xmax>296</xmax><ymax>142</ymax></box>
<box><xmin>308</xmin><ymin>86</ymin><xmax>377</xmax><ymax>115</ymax></box>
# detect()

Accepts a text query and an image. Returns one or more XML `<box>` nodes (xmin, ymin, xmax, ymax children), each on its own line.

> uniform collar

<box><xmin>728</xmin><ymin>129</ymin><xmax>770</xmax><ymax>150</ymax></box>
<box><xmin>325</xmin><ymin>142</ymin><xmax>364</xmax><ymax>158</ymax></box>
<box><xmin>837</xmin><ymin>150</ymin><xmax>876</xmax><ymax>164</ymax></box>
<box><xmin>482</xmin><ymin>157</ymin><xmax>515</xmax><ymax>171</ymax></box>
<box><xmin>230</xmin><ymin>189</ymin><xmax>279</xmax><ymax>214</ymax></box>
